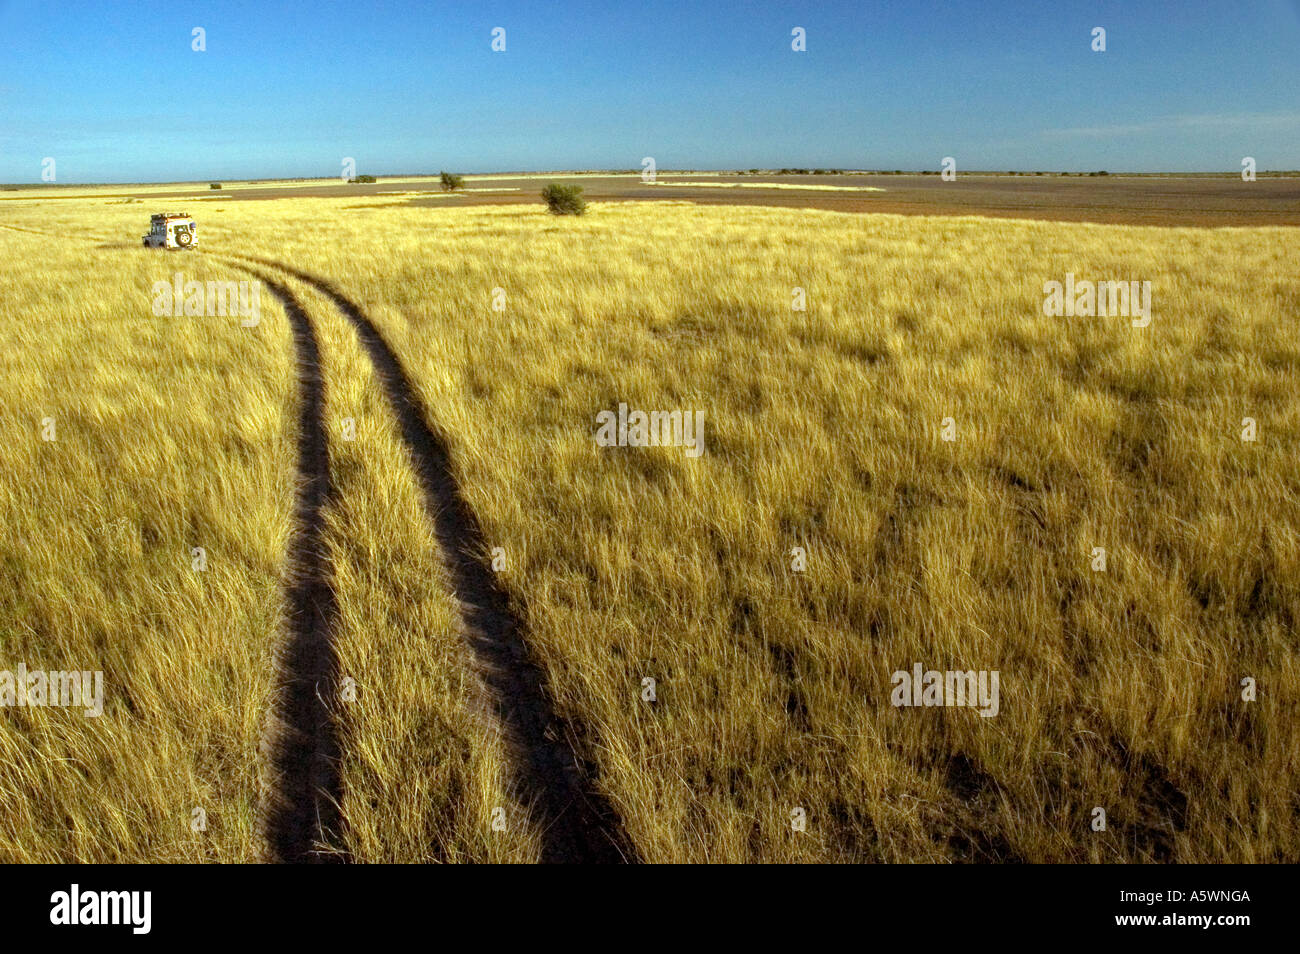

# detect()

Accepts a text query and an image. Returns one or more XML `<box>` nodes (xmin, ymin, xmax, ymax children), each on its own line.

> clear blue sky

<box><xmin>1</xmin><ymin>0</ymin><xmax>1297</xmax><ymax>182</ymax></box>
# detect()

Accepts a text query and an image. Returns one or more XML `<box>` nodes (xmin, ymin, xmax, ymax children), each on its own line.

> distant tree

<box><xmin>350</xmin><ymin>174</ymin><xmax>377</xmax><ymax>183</ymax></box>
<box><xmin>440</xmin><ymin>171</ymin><xmax>465</xmax><ymax>191</ymax></box>
<box><xmin>541</xmin><ymin>183</ymin><xmax>587</xmax><ymax>215</ymax></box>
<box><xmin>748</xmin><ymin>168</ymin><xmax>760</xmax><ymax>174</ymax></box>
<box><xmin>209</xmin><ymin>183</ymin><xmax>222</xmax><ymax>189</ymax></box>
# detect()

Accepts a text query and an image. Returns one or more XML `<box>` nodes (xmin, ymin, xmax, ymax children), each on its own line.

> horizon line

<box><xmin>6</xmin><ymin>168</ymin><xmax>1300</xmax><ymax>188</ymax></box>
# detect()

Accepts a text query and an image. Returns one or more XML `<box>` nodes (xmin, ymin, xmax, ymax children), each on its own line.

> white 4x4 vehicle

<box><xmin>143</xmin><ymin>212</ymin><xmax>198</xmax><ymax>249</ymax></box>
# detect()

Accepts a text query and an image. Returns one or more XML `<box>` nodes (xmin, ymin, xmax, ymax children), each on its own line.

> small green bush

<box><xmin>541</xmin><ymin>183</ymin><xmax>587</xmax><ymax>216</ymax></box>
<box><xmin>209</xmin><ymin>183</ymin><xmax>222</xmax><ymax>189</ymax></box>
<box><xmin>440</xmin><ymin>171</ymin><xmax>464</xmax><ymax>191</ymax></box>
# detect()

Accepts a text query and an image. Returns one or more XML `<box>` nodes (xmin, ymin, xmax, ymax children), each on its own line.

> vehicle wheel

<box><xmin>175</xmin><ymin>230</ymin><xmax>193</xmax><ymax>248</ymax></box>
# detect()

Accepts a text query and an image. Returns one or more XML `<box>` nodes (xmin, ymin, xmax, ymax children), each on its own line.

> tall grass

<box><xmin>267</xmin><ymin>270</ymin><xmax>540</xmax><ymax>861</ymax></box>
<box><xmin>0</xmin><ymin>228</ymin><xmax>296</xmax><ymax>861</ymax></box>
<box><xmin>1</xmin><ymin>197</ymin><xmax>1296</xmax><ymax>861</ymax></box>
<box><xmin>233</xmin><ymin>200</ymin><xmax>1297</xmax><ymax>862</ymax></box>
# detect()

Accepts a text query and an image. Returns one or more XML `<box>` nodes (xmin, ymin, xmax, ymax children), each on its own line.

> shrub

<box><xmin>541</xmin><ymin>183</ymin><xmax>587</xmax><ymax>215</ymax></box>
<box><xmin>440</xmin><ymin>171</ymin><xmax>464</xmax><ymax>192</ymax></box>
<box><xmin>350</xmin><ymin>174</ymin><xmax>377</xmax><ymax>184</ymax></box>
<box><xmin>209</xmin><ymin>183</ymin><xmax>222</xmax><ymax>189</ymax></box>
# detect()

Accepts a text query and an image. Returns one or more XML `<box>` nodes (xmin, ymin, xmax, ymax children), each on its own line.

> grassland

<box><xmin>9</xmin><ymin>171</ymin><xmax>1297</xmax><ymax>227</ymax></box>
<box><xmin>648</xmin><ymin>182</ymin><xmax>885</xmax><ymax>191</ymax></box>
<box><xmin>0</xmin><ymin>228</ymin><xmax>296</xmax><ymax>861</ymax></box>
<box><xmin>1</xmin><ymin>193</ymin><xmax>1297</xmax><ymax>862</ymax></box>
<box><xmin>263</xmin><ymin>267</ymin><xmax>540</xmax><ymax>862</ymax></box>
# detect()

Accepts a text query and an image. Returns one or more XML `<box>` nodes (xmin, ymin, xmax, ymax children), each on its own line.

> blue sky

<box><xmin>1</xmin><ymin>0</ymin><xmax>1297</xmax><ymax>182</ymax></box>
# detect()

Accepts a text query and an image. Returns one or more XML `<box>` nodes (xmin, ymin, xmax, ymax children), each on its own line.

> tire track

<box><xmin>0</xmin><ymin>223</ymin><xmax>51</xmax><ymax>235</ymax></box>
<box><xmin>233</xmin><ymin>266</ymin><xmax>348</xmax><ymax>863</ymax></box>
<box><xmin>234</xmin><ymin>254</ymin><xmax>637</xmax><ymax>863</ymax></box>
<box><xmin>6</xmin><ymin>230</ymin><xmax>349</xmax><ymax>858</ymax></box>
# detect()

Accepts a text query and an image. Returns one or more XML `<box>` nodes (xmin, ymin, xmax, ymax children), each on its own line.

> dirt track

<box><xmin>6</xmin><ymin>220</ymin><xmax>637</xmax><ymax>862</ymax></box>
<box><xmin>235</xmin><ymin>268</ymin><xmax>347</xmax><ymax>864</ymax></box>
<box><xmin>235</xmin><ymin>255</ymin><xmax>637</xmax><ymax>864</ymax></box>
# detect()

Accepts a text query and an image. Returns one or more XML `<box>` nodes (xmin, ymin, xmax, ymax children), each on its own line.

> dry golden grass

<box><xmin>649</xmin><ymin>181</ymin><xmax>884</xmax><ymax>191</ymax></box>
<box><xmin>1</xmin><ymin>196</ymin><xmax>1296</xmax><ymax>862</ymax></box>
<box><xmin>0</xmin><ymin>227</ymin><xmax>295</xmax><ymax>861</ymax></box>
<box><xmin>264</xmin><ymin>269</ymin><xmax>540</xmax><ymax>862</ymax></box>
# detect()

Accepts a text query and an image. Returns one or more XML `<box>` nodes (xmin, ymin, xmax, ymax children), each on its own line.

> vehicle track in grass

<box><xmin>231</xmin><ymin>265</ymin><xmax>348</xmax><ymax>863</ymax></box>
<box><xmin>3</xmin><ymin>227</ymin><xmax>350</xmax><ymax>860</ymax></box>
<box><xmin>231</xmin><ymin>254</ymin><xmax>638</xmax><ymax>864</ymax></box>
<box><xmin>0</xmin><ymin>223</ymin><xmax>48</xmax><ymax>235</ymax></box>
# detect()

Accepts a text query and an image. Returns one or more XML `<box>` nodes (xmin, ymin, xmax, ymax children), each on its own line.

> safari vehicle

<box><xmin>142</xmin><ymin>212</ymin><xmax>198</xmax><ymax>249</ymax></box>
